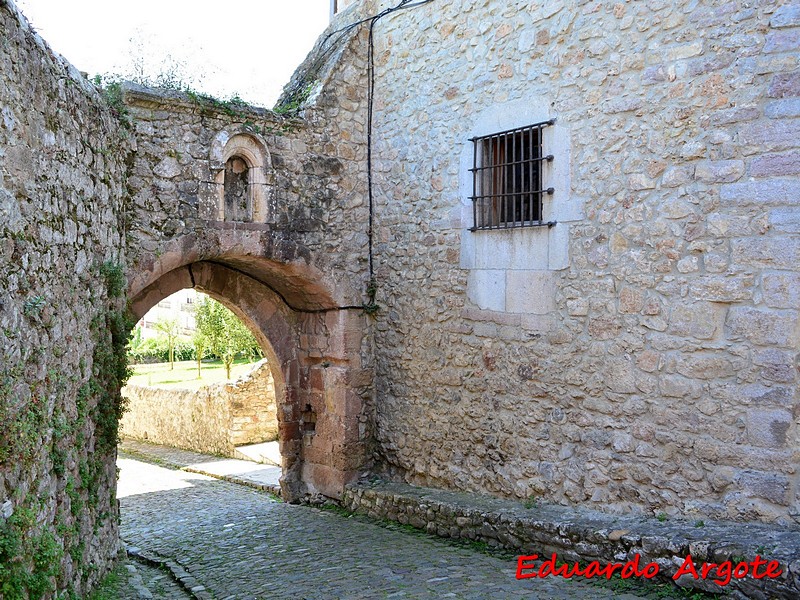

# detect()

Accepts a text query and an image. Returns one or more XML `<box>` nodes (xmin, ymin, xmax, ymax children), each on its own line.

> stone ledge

<box><xmin>342</xmin><ymin>481</ymin><xmax>800</xmax><ymax>599</ymax></box>
<box><xmin>119</xmin><ymin>81</ymin><xmax>280</xmax><ymax>120</ymax></box>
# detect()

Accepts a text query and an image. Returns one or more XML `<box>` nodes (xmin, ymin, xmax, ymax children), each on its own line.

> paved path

<box><xmin>116</xmin><ymin>448</ymin><xmax>658</xmax><ymax>600</ymax></box>
<box><xmin>120</xmin><ymin>439</ymin><xmax>282</xmax><ymax>493</ymax></box>
<box><xmin>95</xmin><ymin>555</ymin><xmax>191</xmax><ymax>599</ymax></box>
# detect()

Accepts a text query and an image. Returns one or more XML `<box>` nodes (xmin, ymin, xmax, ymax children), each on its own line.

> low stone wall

<box><xmin>227</xmin><ymin>360</ymin><xmax>278</xmax><ymax>446</ymax></box>
<box><xmin>342</xmin><ymin>481</ymin><xmax>800</xmax><ymax>599</ymax></box>
<box><xmin>121</xmin><ymin>360</ymin><xmax>278</xmax><ymax>457</ymax></box>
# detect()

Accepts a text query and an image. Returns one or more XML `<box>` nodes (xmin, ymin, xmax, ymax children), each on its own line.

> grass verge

<box><xmin>126</xmin><ymin>358</ymin><xmax>259</xmax><ymax>390</ymax></box>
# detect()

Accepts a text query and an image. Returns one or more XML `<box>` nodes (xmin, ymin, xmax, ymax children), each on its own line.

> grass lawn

<box><xmin>127</xmin><ymin>358</ymin><xmax>261</xmax><ymax>391</ymax></box>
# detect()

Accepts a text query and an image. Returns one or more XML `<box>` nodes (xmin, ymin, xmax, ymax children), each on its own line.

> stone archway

<box><xmin>128</xmin><ymin>259</ymin><xmax>370</xmax><ymax>502</ymax></box>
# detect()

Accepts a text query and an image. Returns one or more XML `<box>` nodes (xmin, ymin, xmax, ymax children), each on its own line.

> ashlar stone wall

<box><xmin>0</xmin><ymin>0</ymin><xmax>131</xmax><ymax>596</ymax></box>
<box><xmin>121</xmin><ymin>360</ymin><xmax>279</xmax><ymax>456</ymax></box>
<box><xmin>340</xmin><ymin>0</ymin><xmax>800</xmax><ymax>524</ymax></box>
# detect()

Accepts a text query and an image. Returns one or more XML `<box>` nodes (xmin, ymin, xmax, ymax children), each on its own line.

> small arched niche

<box><xmin>209</xmin><ymin>130</ymin><xmax>272</xmax><ymax>223</ymax></box>
<box><xmin>224</xmin><ymin>156</ymin><xmax>250</xmax><ymax>221</ymax></box>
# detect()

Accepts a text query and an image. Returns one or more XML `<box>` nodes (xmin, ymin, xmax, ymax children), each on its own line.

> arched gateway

<box><xmin>121</xmin><ymin>83</ymin><xmax>373</xmax><ymax>502</ymax></box>
<box><xmin>129</xmin><ymin>253</ymin><xmax>370</xmax><ymax>501</ymax></box>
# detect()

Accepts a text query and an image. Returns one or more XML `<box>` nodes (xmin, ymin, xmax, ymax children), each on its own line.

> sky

<box><xmin>14</xmin><ymin>0</ymin><xmax>331</xmax><ymax>108</ymax></box>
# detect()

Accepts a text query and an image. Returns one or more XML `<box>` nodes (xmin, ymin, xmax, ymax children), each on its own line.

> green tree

<box><xmin>153</xmin><ymin>317</ymin><xmax>181</xmax><ymax>370</ymax></box>
<box><xmin>191</xmin><ymin>328</ymin><xmax>208</xmax><ymax>379</ymax></box>
<box><xmin>194</xmin><ymin>297</ymin><xmax>260</xmax><ymax>380</ymax></box>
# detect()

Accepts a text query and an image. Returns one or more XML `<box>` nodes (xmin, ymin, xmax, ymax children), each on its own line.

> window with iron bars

<box><xmin>469</xmin><ymin>120</ymin><xmax>555</xmax><ymax>231</ymax></box>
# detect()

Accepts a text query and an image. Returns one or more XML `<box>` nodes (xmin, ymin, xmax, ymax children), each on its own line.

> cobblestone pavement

<box><xmin>116</xmin><ymin>451</ymin><xmax>662</xmax><ymax>600</ymax></box>
<box><xmin>96</xmin><ymin>555</ymin><xmax>191</xmax><ymax>599</ymax></box>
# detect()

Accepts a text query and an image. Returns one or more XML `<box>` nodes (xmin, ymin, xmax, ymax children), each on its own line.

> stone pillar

<box><xmin>294</xmin><ymin>309</ymin><xmax>369</xmax><ymax>498</ymax></box>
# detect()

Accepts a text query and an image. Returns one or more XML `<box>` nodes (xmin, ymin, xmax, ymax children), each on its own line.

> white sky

<box><xmin>14</xmin><ymin>0</ymin><xmax>331</xmax><ymax>107</ymax></box>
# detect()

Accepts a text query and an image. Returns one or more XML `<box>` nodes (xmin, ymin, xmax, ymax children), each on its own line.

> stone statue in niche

<box><xmin>224</xmin><ymin>156</ymin><xmax>251</xmax><ymax>222</ymax></box>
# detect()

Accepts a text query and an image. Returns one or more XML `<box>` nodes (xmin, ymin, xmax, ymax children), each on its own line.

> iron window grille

<box><xmin>469</xmin><ymin>119</ymin><xmax>555</xmax><ymax>231</ymax></box>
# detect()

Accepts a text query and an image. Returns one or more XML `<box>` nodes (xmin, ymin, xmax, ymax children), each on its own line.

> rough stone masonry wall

<box><xmin>123</xmin><ymin>41</ymin><xmax>373</xmax><ymax>311</ymax></box>
<box><xmin>229</xmin><ymin>360</ymin><xmax>279</xmax><ymax>446</ymax></box>
<box><xmin>121</xmin><ymin>360</ymin><xmax>278</xmax><ymax>456</ymax></box>
<box><xmin>360</xmin><ymin>0</ymin><xmax>800</xmax><ymax>524</ymax></box>
<box><xmin>122</xmin><ymin>21</ymin><xmax>378</xmax><ymax>498</ymax></box>
<box><xmin>0</xmin><ymin>1</ymin><xmax>131</xmax><ymax>597</ymax></box>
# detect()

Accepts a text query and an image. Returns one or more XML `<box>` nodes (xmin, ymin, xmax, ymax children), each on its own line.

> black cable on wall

<box><xmin>319</xmin><ymin>0</ymin><xmax>435</xmax><ymax>310</ymax></box>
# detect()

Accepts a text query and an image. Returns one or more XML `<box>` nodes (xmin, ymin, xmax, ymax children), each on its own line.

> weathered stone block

<box><xmin>764</xmin><ymin>30</ymin><xmax>800</xmax><ymax>54</ymax></box>
<box><xmin>606</xmin><ymin>358</ymin><xmax>638</xmax><ymax>394</ymax></box>
<box><xmin>731</xmin><ymin>237</ymin><xmax>800</xmax><ymax>270</ymax></box>
<box><xmin>505</xmin><ymin>270</ymin><xmax>556</xmax><ymax>314</ymax></box>
<box><xmin>726</xmin><ymin>307</ymin><xmax>799</xmax><ymax>347</ymax></box>
<box><xmin>661</xmin><ymin>165</ymin><xmax>694</xmax><ymax>188</ymax></box>
<box><xmin>467</xmin><ymin>269</ymin><xmax>506</xmax><ymax>312</ymax></box>
<box><xmin>611</xmin><ymin>433</ymin><xmax>635</xmax><ymax>453</ymax></box>
<box><xmin>468</xmin><ymin>227</ymin><xmax>549</xmax><ymax>270</ymax></box>
<box><xmin>694</xmin><ymin>160</ymin><xmax>744</xmax><ymax>183</ymax></box>
<box><xmin>636</xmin><ymin>350</ymin><xmax>660</xmax><ymax>373</ymax></box>
<box><xmin>618</xmin><ymin>286</ymin><xmax>644</xmax><ymax>314</ymax></box>
<box><xmin>769</xmin><ymin>71</ymin><xmax>800</xmax><ymax>98</ymax></box>
<box><xmin>771</xmin><ymin>4</ymin><xmax>800</xmax><ymax>29</ymax></box>
<box><xmin>717</xmin><ymin>384</ymin><xmax>794</xmax><ymax>407</ymax></box>
<box><xmin>567</xmin><ymin>298</ymin><xmax>589</xmax><ymax>316</ymax></box>
<box><xmin>753</xmin><ymin>348</ymin><xmax>797</xmax><ymax>384</ymax></box>
<box><xmin>628</xmin><ymin>173</ymin><xmax>656</xmax><ymax>190</ymax></box>
<box><xmin>749</xmin><ymin>151</ymin><xmax>800</xmax><ymax>177</ymax></box>
<box><xmin>720</xmin><ymin>179</ymin><xmax>800</xmax><ymax>205</ymax></box>
<box><xmin>548</xmin><ymin>223</ymin><xmax>570</xmax><ymax>270</ymax></box>
<box><xmin>588</xmin><ymin>316</ymin><xmax>620</xmax><ymax>340</ymax></box>
<box><xmin>153</xmin><ymin>156</ymin><xmax>182</xmax><ymax>179</ymax></box>
<box><xmin>676</xmin><ymin>355</ymin><xmax>735</xmax><ymax>380</ymax></box>
<box><xmin>737</xmin><ymin>119</ymin><xmax>800</xmax><ymax>152</ymax></box>
<box><xmin>689</xmin><ymin>275</ymin><xmax>754</xmax><ymax>302</ymax></box>
<box><xmin>711</xmin><ymin>106</ymin><xmax>760</xmax><ymax>125</ymax></box>
<box><xmin>770</xmin><ymin>207</ymin><xmax>800</xmax><ymax>233</ymax></box>
<box><xmin>746</xmin><ymin>408</ymin><xmax>793</xmax><ymax>449</ymax></box>
<box><xmin>762</xmin><ymin>272</ymin><xmax>800</xmax><ymax>309</ymax></box>
<box><xmin>737</xmin><ymin>470</ymin><xmax>792</xmax><ymax>506</ymax></box>
<box><xmin>461</xmin><ymin>307</ymin><xmax>521</xmax><ymax>327</ymax></box>
<box><xmin>668</xmin><ymin>303</ymin><xmax>721</xmax><ymax>340</ymax></box>
<box><xmin>676</xmin><ymin>256</ymin><xmax>699</xmax><ymax>273</ymax></box>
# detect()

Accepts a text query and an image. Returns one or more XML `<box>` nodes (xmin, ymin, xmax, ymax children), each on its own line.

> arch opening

<box><xmin>124</xmin><ymin>289</ymin><xmax>280</xmax><ymax>464</ymax></box>
<box><xmin>127</xmin><ymin>259</ymin><xmax>370</xmax><ymax>502</ymax></box>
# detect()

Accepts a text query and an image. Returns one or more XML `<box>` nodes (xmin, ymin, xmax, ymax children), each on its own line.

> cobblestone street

<box><xmin>116</xmin><ymin>451</ymin><xmax>660</xmax><ymax>600</ymax></box>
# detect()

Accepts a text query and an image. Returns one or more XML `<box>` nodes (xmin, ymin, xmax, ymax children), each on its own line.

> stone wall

<box><xmin>121</xmin><ymin>360</ymin><xmax>278</xmax><ymax>456</ymax></box>
<box><xmin>341</xmin><ymin>0</ymin><xmax>800</xmax><ymax>524</ymax></box>
<box><xmin>342</xmin><ymin>481</ymin><xmax>800</xmax><ymax>599</ymax></box>
<box><xmin>0</xmin><ymin>0</ymin><xmax>131</xmax><ymax>596</ymax></box>
<box><xmin>229</xmin><ymin>360</ymin><xmax>279</xmax><ymax>446</ymax></box>
<box><xmin>121</xmin><ymin>18</ymin><xmax>377</xmax><ymax>499</ymax></box>
<box><xmin>3</xmin><ymin>0</ymin><xmax>798</xmax><ymax>594</ymax></box>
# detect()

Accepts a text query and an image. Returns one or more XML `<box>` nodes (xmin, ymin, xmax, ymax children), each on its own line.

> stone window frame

<box><xmin>207</xmin><ymin>129</ymin><xmax>273</xmax><ymax>223</ymax></box>
<box><xmin>469</xmin><ymin>119</ymin><xmax>555</xmax><ymax>231</ymax></box>
<box><xmin>459</xmin><ymin>99</ymin><xmax>581</xmax><ymax>316</ymax></box>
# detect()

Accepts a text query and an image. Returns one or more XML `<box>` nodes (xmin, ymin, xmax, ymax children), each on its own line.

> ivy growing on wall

<box><xmin>0</xmin><ymin>260</ymin><xmax>133</xmax><ymax>598</ymax></box>
<box><xmin>92</xmin><ymin>261</ymin><xmax>133</xmax><ymax>455</ymax></box>
<box><xmin>0</xmin><ymin>504</ymin><xmax>62</xmax><ymax>600</ymax></box>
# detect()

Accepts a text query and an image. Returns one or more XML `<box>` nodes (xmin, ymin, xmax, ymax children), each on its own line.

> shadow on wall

<box><xmin>120</xmin><ymin>359</ymin><xmax>278</xmax><ymax>458</ymax></box>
